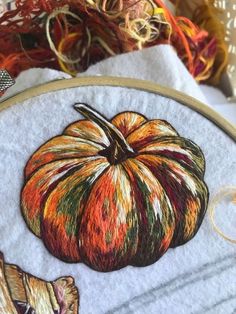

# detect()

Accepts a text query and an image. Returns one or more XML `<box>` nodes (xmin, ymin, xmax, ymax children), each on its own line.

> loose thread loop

<box><xmin>46</xmin><ymin>5</ymin><xmax>89</xmax><ymax>65</ymax></box>
<box><xmin>233</xmin><ymin>196</ymin><xmax>236</xmax><ymax>205</ymax></box>
<box><xmin>209</xmin><ymin>186</ymin><xmax>236</xmax><ymax>244</ymax></box>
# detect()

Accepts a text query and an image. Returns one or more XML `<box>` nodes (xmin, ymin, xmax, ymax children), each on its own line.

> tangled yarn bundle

<box><xmin>0</xmin><ymin>0</ymin><xmax>228</xmax><ymax>83</ymax></box>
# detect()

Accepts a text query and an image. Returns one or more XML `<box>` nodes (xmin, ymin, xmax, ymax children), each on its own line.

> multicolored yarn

<box><xmin>21</xmin><ymin>103</ymin><xmax>209</xmax><ymax>272</ymax></box>
<box><xmin>0</xmin><ymin>0</ymin><xmax>227</xmax><ymax>84</ymax></box>
<box><xmin>171</xmin><ymin>0</ymin><xmax>229</xmax><ymax>85</ymax></box>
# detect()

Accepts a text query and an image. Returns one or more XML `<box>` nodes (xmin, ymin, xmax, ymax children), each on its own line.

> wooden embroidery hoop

<box><xmin>0</xmin><ymin>76</ymin><xmax>235</xmax><ymax>140</ymax></box>
<box><xmin>0</xmin><ymin>75</ymin><xmax>236</xmax><ymax>243</ymax></box>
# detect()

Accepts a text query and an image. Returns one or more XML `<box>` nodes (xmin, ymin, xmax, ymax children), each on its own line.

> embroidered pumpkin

<box><xmin>21</xmin><ymin>104</ymin><xmax>208</xmax><ymax>272</ymax></box>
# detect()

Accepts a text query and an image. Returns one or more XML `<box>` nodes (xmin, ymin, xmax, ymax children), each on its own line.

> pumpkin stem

<box><xmin>74</xmin><ymin>103</ymin><xmax>136</xmax><ymax>164</ymax></box>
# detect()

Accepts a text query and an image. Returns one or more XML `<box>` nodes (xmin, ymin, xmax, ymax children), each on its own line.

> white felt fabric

<box><xmin>82</xmin><ymin>45</ymin><xmax>207</xmax><ymax>104</ymax></box>
<box><xmin>0</xmin><ymin>45</ymin><xmax>236</xmax><ymax>314</ymax></box>
<box><xmin>3</xmin><ymin>45</ymin><xmax>207</xmax><ymax>104</ymax></box>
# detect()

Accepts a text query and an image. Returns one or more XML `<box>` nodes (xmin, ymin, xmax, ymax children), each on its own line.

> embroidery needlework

<box><xmin>21</xmin><ymin>103</ymin><xmax>209</xmax><ymax>272</ymax></box>
<box><xmin>0</xmin><ymin>251</ymin><xmax>79</xmax><ymax>313</ymax></box>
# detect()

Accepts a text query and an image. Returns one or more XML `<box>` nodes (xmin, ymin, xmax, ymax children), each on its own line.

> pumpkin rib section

<box><xmin>78</xmin><ymin>164</ymin><xmax>139</xmax><ymax>272</ymax></box>
<box><xmin>21</xmin><ymin>156</ymin><xmax>102</xmax><ymax>237</ymax></box>
<box><xmin>40</xmin><ymin>158</ymin><xmax>109</xmax><ymax>262</ymax></box>
<box><xmin>111</xmin><ymin>111</ymin><xmax>147</xmax><ymax>138</ymax></box>
<box><xmin>122</xmin><ymin>158</ymin><xmax>176</xmax><ymax>267</ymax></box>
<box><xmin>137</xmin><ymin>154</ymin><xmax>209</xmax><ymax>247</ymax></box>
<box><xmin>64</xmin><ymin>119</ymin><xmax>110</xmax><ymax>147</ymax></box>
<box><xmin>126</xmin><ymin>120</ymin><xmax>179</xmax><ymax>150</ymax></box>
<box><xmin>24</xmin><ymin>135</ymin><xmax>104</xmax><ymax>179</ymax></box>
<box><xmin>138</xmin><ymin>136</ymin><xmax>206</xmax><ymax>178</ymax></box>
